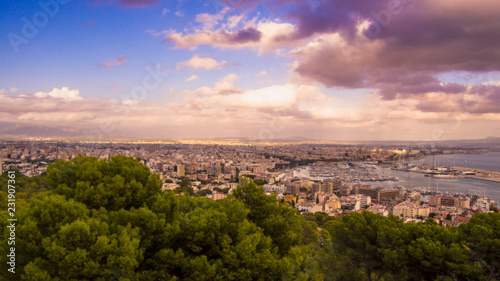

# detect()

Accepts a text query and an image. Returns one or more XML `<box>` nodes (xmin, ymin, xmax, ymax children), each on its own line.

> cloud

<box><xmin>88</xmin><ymin>0</ymin><xmax>160</xmax><ymax>8</ymax></box>
<box><xmin>106</xmin><ymin>83</ymin><xmax>122</xmax><ymax>88</ymax></box>
<box><xmin>186</xmin><ymin>75</ymin><xmax>199</xmax><ymax>82</ymax></box>
<box><xmin>227</xmin><ymin>15</ymin><xmax>244</xmax><ymax>29</ymax></box>
<box><xmin>97</xmin><ymin>55</ymin><xmax>128</xmax><ymax>68</ymax></box>
<box><xmin>193</xmin><ymin>73</ymin><xmax>241</xmax><ymax>95</ymax></box>
<box><xmin>177</xmin><ymin>54</ymin><xmax>228</xmax><ymax>70</ymax></box>
<box><xmin>164</xmin><ymin>26</ymin><xmax>264</xmax><ymax>50</ymax></box>
<box><xmin>0</xmin><ymin>88</ymin><xmax>18</xmax><ymax>94</ymax></box>
<box><xmin>175</xmin><ymin>11</ymin><xmax>184</xmax><ymax>17</ymax></box>
<box><xmin>255</xmin><ymin>71</ymin><xmax>267</xmax><ymax>77</ymax></box>
<box><xmin>408</xmin><ymin>84</ymin><xmax>500</xmax><ymax>114</ymax></box>
<box><xmin>202</xmin><ymin>84</ymin><xmax>302</xmax><ymax>109</ymax></box>
<box><xmin>285</xmin><ymin>0</ymin><xmax>500</xmax><ymax>97</ymax></box>
<box><xmin>118</xmin><ymin>0</ymin><xmax>160</xmax><ymax>8</ymax></box>
<box><xmin>33</xmin><ymin>87</ymin><xmax>83</xmax><ymax>101</ymax></box>
<box><xmin>195</xmin><ymin>7</ymin><xmax>230</xmax><ymax>29</ymax></box>
<box><xmin>2</xmin><ymin>81</ymin><xmax>500</xmax><ymax>140</ymax></box>
<box><xmin>164</xmin><ymin>18</ymin><xmax>312</xmax><ymax>53</ymax></box>
<box><xmin>165</xmin><ymin>0</ymin><xmax>500</xmax><ymax>103</ymax></box>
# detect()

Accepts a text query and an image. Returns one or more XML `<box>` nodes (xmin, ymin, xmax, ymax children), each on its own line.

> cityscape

<box><xmin>2</xmin><ymin>140</ymin><xmax>499</xmax><ymax>223</ymax></box>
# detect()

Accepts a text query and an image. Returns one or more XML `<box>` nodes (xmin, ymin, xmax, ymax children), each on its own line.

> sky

<box><xmin>1</xmin><ymin>0</ymin><xmax>500</xmax><ymax>141</ymax></box>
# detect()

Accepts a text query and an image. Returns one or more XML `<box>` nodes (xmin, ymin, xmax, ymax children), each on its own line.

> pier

<box><xmin>453</xmin><ymin>166</ymin><xmax>500</xmax><ymax>184</ymax></box>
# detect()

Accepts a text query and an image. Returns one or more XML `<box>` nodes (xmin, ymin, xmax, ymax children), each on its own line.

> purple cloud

<box><xmin>118</xmin><ymin>0</ymin><xmax>160</xmax><ymax>8</ymax></box>
<box><xmin>97</xmin><ymin>55</ymin><xmax>128</xmax><ymax>68</ymax></box>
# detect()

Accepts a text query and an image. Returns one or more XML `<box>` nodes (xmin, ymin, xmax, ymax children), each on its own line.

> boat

<box><xmin>428</xmin><ymin>174</ymin><xmax>458</xmax><ymax>179</ymax></box>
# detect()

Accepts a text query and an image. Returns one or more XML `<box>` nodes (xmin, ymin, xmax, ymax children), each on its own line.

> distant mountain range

<box><xmin>1</xmin><ymin>126</ymin><xmax>499</xmax><ymax>145</ymax></box>
<box><xmin>0</xmin><ymin>126</ymin><xmax>81</xmax><ymax>138</ymax></box>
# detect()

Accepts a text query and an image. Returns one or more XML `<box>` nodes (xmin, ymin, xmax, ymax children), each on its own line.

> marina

<box><xmin>290</xmin><ymin>154</ymin><xmax>500</xmax><ymax>203</ymax></box>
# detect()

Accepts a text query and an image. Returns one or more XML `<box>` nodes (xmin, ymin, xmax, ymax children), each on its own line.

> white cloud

<box><xmin>186</xmin><ymin>75</ymin><xmax>199</xmax><ymax>82</ymax></box>
<box><xmin>195</xmin><ymin>7</ymin><xmax>229</xmax><ymax>29</ymax></box>
<box><xmin>33</xmin><ymin>87</ymin><xmax>83</xmax><ymax>101</ymax></box>
<box><xmin>255</xmin><ymin>71</ymin><xmax>267</xmax><ymax>77</ymax></box>
<box><xmin>194</xmin><ymin>73</ymin><xmax>241</xmax><ymax>96</ymax></box>
<box><xmin>177</xmin><ymin>54</ymin><xmax>228</xmax><ymax>70</ymax></box>
<box><xmin>1</xmin><ymin>80</ymin><xmax>499</xmax><ymax>140</ymax></box>
<box><xmin>164</xmin><ymin>19</ymin><xmax>306</xmax><ymax>53</ymax></box>
<box><xmin>10</xmin><ymin>87</ymin><xmax>18</xmax><ymax>93</ymax></box>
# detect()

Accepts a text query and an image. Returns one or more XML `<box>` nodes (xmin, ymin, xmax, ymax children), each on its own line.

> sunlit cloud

<box><xmin>177</xmin><ymin>54</ymin><xmax>228</xmax><ymax>70</ymax></box>
<box><xmin>186</xmin><ymin>75</ymin><xmax>199</xmax><ymax>82</ymax></box>
<box><xmin>33</xmin><ymin>87</ymin><xmax>83</xmax><ymax>101</ymax></box>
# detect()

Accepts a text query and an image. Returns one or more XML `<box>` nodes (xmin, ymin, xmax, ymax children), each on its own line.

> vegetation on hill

<box><xmin>0</xmin><ymin>156</ymin><xmax>499</xmax><ymax>280</ymax></box>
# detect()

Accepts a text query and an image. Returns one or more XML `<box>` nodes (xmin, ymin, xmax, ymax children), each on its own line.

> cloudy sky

<box><xmin>1</xmin><ymin>0</ymin><xmax>500</xmax><ymax>141</ymax></box>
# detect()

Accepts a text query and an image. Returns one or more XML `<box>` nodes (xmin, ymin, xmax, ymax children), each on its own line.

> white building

<box><xmin>393</xmin><ymin>201</ymin><xmax>430</xmax><ymax>218</ymax></box>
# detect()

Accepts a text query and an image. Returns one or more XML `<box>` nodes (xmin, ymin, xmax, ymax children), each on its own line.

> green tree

<box><xmin>233</xmin><ymin>180</ymin><xmax>301</xmax><ymax>256</ymax></box>
<box><xmin>179</xmin><ymin>176</ymin><xmax>191</xmax><ymax>188</ymax></box>
<box><xmin>254</xmin><ymin>179</ymin><xmax>268</xmax><ymax>185</ymax></box>
<box><xmin>1</xmin><ymin>157</ymin><xmax>323</xmax><ymax>280</ymax></box>
<box><xmin>0</xmin><ymin>193</ymin><xmax>142</xmax><ymax>280</ymax></box>
<box><xmin>459</xmin><ymin>213</ymin><xmax>500</xmax><ymax>280</ymax></box>
<box><xmin>405</xmin><ymin>219</ymin><xmax>476</xmax><ymax>280</ymax></box>
<box><xmin>325</xmin><ymin>212</ymin><xmax>409</xmax><ymax>280</ymax></box>
<box><xmin>47</xmin><ymin>156</ymin><xmax>162</xmax><ymax>211</ymax></box>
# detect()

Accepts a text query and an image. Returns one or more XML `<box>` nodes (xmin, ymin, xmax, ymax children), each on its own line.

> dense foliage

<box><xmin>0</xmin><ymin>156</ymin><xmax>499</xmax><ymax>280</ymax></box>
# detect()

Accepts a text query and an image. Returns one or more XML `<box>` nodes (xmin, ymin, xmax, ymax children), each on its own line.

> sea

<box><xmin>355</xmin><ymin>152</ymin><xmax>500</xmax><ymax>203</ymax></box>
<box><xmin>408</xmin><ymin>152</ymin><xmax>500</xmax><ymax>172</ymax></box>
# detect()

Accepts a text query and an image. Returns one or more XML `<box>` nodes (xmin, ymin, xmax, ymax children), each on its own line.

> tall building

<box><xmin>429</xmin><ymin>196</ymin><xmax>441</xmax><ymax>206</ymax></box>
<box><xmin>175</xmin><ymin>164</ymin><xmax>185</xmax><ymax>177</ymax></box>
<box><xmin>440</xmin><ymin>197</ymin><xmax>458</xmax><ymax>207</ymax></box>
<box><xmin>214</xmin><ymin>163</ymin><xmax>222</xmax><ymax>175</ymax></box>
<box><xmin>354</xmin><ymin>185</ymin><xmax>379</xmax><ymax>201</ymax></box>
<box><xmin>325</xmin><ymin>179</ymin><xmax>342</xmax><ymax>192</ymax></box>
<box><xmin>286</xmin><ymin>181</ymin><xmax>301</xmax><ymax>194</ymax></box>
<box><xmin>0</xmin><ymin>155</ymin><xmax>3</xmax><ymax>175</ymax></box>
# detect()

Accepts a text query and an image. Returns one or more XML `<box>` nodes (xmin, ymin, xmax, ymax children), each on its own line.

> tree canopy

<box><xmin>1</xmin><ymin>156</ymin><xmax>499</xmax><ymax>280</ymax></box>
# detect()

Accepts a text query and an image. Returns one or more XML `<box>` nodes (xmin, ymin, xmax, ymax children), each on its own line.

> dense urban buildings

<box><xmin>1</xmin><ymin>140</ymin><xmax>497</xmax><ymax>223</ymax></box>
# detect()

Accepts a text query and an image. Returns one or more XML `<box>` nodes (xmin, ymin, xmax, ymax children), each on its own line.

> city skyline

<box><xmin>1</xmin><ymin>0</ymin><xmax>500</xmax><ymax>141</ymax></box>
